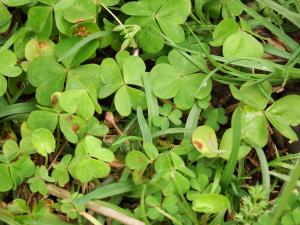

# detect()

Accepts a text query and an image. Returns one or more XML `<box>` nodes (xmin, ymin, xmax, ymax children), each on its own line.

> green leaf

<box><xmin>75</xmin><ymin>158</ymin><xmax>110</xmax><ymax>182</ymax></box>
<box><xmin>265</xmin><ymin>112</ymin><xmax>298</xmax><ymax>142</ymax></box>
<box><xmin>62</xmin><ymin>0</ymin><xmax>96</xmax><ymax>23</ymax></box>
<box><xmin>122</xmin><ymin>0</ymin><xmax>191</xmax><ymax>53</ymax></box>
<box><xmin>3</xmin><ymin>140</ymin><xmax>19</xmax><ymax>162</ymax></box>
<box><xmin>192</xmin><ymin>125</ymin><xmax>218</xmax><ymax>158</ymax></box>
<box><xmin>28</xmin><ymin>167</ymin><xmax>49</xmax><ymax>195</ymax></box>
<box><xmin>0</xmin><ymin>75</ymin><xmax>7</xmax><ymax>96</ymax></box>
<box><xmin>27</xmin><ymin>6</ymin><xmax>53</xmax><ymax>40</ymax></box>
<box><xmin>0</xmin><ymin>2</ymin><xmax>11</xmax><ymax>33</ymax></box>
<box><xmin>24</xmin><ymin>39</ymin><xmax>55</xmax><ymax>61</ymax></box>
<box><xmin>192</xmin><ymin>193</ymin><xmax>229</xmax><ymax>213</ymax></box>
<box><xmin>266</xmin><ymin>95</ymin><xmax>300</xmax><ymax>126</ymax></box>
<box><xmin>31</xmin><ymin>128</ymin><xmax>56</xmax><ymax>157</ymax></box>
<box><xmin>55</xmin><ymin>37</ymin><xmax>98</xmax><ymax>68</ymax></box>
<box><xmin>114</xmin><ymin>85</ymin><xmax>146</xmax><ymax>116</ymax></box>
<box><xmin>203</xmin><ymin>107</ymin><xmax>227</xmax><ymax>131</ymax></box>
<box><xmin>52</xmin><ymin>154</ymin><xmax>72</xmax><ymax>187</ymax></box>
<box><xmin>0</xmin><ymin>50</ymin><xmax>22</xmax><ymax>77</ymax></box>
<box><xmin>59</xmin><ymin>89</ymin><xmax>95</xmax><ymax>120</ymax></box>
<box><xmin>240</xmin><ymin>81</ymin><xmax>272</xmax><ymax>110</ymax></box>
<box><xmin>211</xmin><ymin>19</ymin><xmax>240</xmax><ymax>46</ymax></box>
<box><xmin>0</xmin><ymin>164</ymin><xmax>13</xmax><ymax>192</ymax></box>
<box><xmin>241</xmin><ymin>107</ymin><xmax>268</xmax><ymax>148</ymax></box>
<box><xmin>10</xmin><ymin>156</ymin><xmax>35</xmax><ymax>187</ymax></box>
<box><xmin>84</xmin><ymin>135</ymin><xmax>114</xmax><ymax>162</ymax></box>
<box><xmin>150</xmin><ymin>63</ymin><xmax>181</xmax><ymax>99</ymax></box>
<box><xmin>219</xmin><ymin>128</ymin><xmax>251</xmax><ymax>160</ymax></box>
<box><xmin>223</xmin><ymin>31</ymin><xmax>264</xmax><ymax>58</ymax></box>
<box><xmin>0</xmin><ymin>0</ymin><xmax>32</xmax><ymax>6</ymax></box>
<box><xmin>59</xmin><ymin>114</ymin><xmax>86</xmax><ymax>143</ymax></box>
<box><xmin>27</xmin><ymin>110</ymin><xmax>58</xmax><ymax>133</ymax></box>
<box><xmin>27</xmin><ymin>56</ymin><xmax>66</xmax><ymax>106</ymax></box>
<box><xmin>123</xmin><ymin>56</ymin><xmax>145</xmax><ymax>86</ymax></box>
<box><xmin>125</xmin><ymin>150</ymin><xmax>149</xmax><ymax>170</ymax></box>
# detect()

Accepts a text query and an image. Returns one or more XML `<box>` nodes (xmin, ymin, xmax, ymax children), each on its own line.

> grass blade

<box><xmin>58</xmin><ymin>31</ymin><xmax>114</xmax><ymax>62</ymax></box>
<box><xmin>152</xmin><ymin>128</ymin><xmax>193</xmax><ymax>138</ymax></box>
<box><xmin>143</xmin><ymin>73</ymin><xmax>159</xmax><ymax>130</ymax></box>
<box><xmin>241</xmin><ymin>3</ymin><xmax>299</xmax><ymax>51</ymax></box>
<box><xmin>221</xmin><ymin>105</ymin><xmax>242</xmax><ymax>188</ymax></box>
<box><xmin>0</xmin><ymin>102</ymin><xmax>37</xmax><ymax>119</ymax></box>
<box><xmin>137</xmin><ymin>107</ymin><xmax>152</xmax><ymax>143</ymax></box>
<box><xmin>270</xmin><ymin>159</ymin><xmax>300</xmax><ymax>225</ymax></box>
<box><xmin>255</xmin><ymin>148</ymin><xmax>271</xmax><ymax>198</ymax></box>
<box><xmin>184</xmin><ymin>103</ymin><xmax>201</xmax><ymax>139</ymax></box>
<box><xmin>74</xmin><ymin>181</ymin><xmax>136</xmax><ymax>205</ymax></box>
<box><xmin>258</xmin><ymin>0</ymin><xmax>300</xmax><ymax>28</ymax></box>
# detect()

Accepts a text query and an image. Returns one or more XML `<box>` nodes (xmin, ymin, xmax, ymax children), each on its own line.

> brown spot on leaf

<box><xmin>72</xmin><ymin>124</ymin><xmax>79</xmax><ymax>132</ymax></box>
<box><xmin>193</xmin><ymin>140</ymin><xmax>204</xmax><ymax>150</ymax></box>
<box><xmin>38</xmin><ymin>41</ymin><xmax>47</xmax><ymax>48</ymax></box>
<box><xmin>66</xmin><ymin>115</ymin><xmax>73</xmax><ymax>121</ymax></box>
<box><xmin>51</xmin><ymin>95</ymin><xmax>58</xmax><ymax>106</ymax></box>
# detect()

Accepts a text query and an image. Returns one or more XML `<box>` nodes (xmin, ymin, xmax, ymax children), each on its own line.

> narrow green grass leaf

<box><xmin>270</xmin><ymin>159</ymin><xmax>300</xmax><ymax>225</ymax></box>
<box><xmin>241</xmin><ymin>3</ymin><xmax>299</xmax><ymax>51</ymax></box>
<box><xmin>221</xmin><ymin>105</ymin><xmax>242</xmax><ymax>188</ymax></box>
<box><xmin>152</xmin><ymin>128</ymin><xmax>193</xmax><ymax>138</ymax></box>
<box><xmin>184</xmin><ymin>103</ymin><xmax>201</xmax><ymax>139</ymax></box>
<box><xmin>255</xmin><ymin>148</ymin><xmax>271</xmax><ymax>198</ymax></box>
<box><xmin>0</xmin><ymin>102</ymin><xmax>37</xmax><ymax>118</ymax></box>
<box><xmin>58</xmin><ymin>31</ymin><xmax>114</xmax><ymax>62</ymax></box>
<box><xmin>137</xmin><ymin>107</ymin><xmax>152</xmax><ymax>143</ymax></box>
<box><xmin>142</xmin><ymin>73</ymin><xmax>159</xmax><ymax>130</ymax></box>
<box><xmin>258</xmin><ymin>0</ymin><xmax>300</xmax><ymax>28</ymax></box>
<box><xmin>74</xmin><ymin>181</ymin><xmax>136</xmax><ymax>205</ymax></box>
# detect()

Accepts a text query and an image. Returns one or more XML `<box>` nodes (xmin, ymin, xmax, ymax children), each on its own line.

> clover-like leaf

<box><xmin>0</xmin><ymin>74</ymin><xmax>7</xmax><ymax>96</ymax></box>
<box><xmin>192</xmin><ymin>125</ymin><xmax>218</xmax><ymax>158</ymax></box>
<box><xmin>59</xmin><ymin>114</ymin><xmax>86</xmax><ymax>143</ymax></box>
<box><xmin>59</xmin><ymin>89</ymin><xmax>95</xmax><ymax>121</ymax></box>
<box><xmin>52</xmin><ymin>154</ymin><xmax>72</xmax><ymax>187</ymax></box>
<box><xmin>151</xmin><ymin>50</ymin><xmax>211</xmax><ymax>110</ymax></box>
<box><xmin>0</xmin><ymin>164</ymin><xmax>13</xmax><ymax>191</ymax></box>
<box><xmin>223</xmin><ymin>31</ymin><xmax>264</xmax><ymax>58</ymax></box>
<box><xmin>192</xmin><ymin>193</ymin><xmax>229</xmax><ymax>213</ymax></box>
<box><xmin>211</xmin><ymin>18</ymin><xmax>240</xmax><ymax>46</ymax></box>
<box><xmin>62</xmin><ymin>0</ymin><xmax>97</xmax><ymax>24</ymax></box>
<box><xmin>0</xmin><ymin>0</ymin><xmax>32</xmax><ymax>6</ymax></box>
<box><xmin>3</xmin><ymin>140</ymin><xmax>20</xmax><ymax>162</ymax></box>
<box><xmin>203</xmin><ymin>107</ymin><xmax>228</xmax><ymax>131</ymax></box>
<box><xmin>27</xmin><ymin>110</ymin><xmax>58</xmax><ymax>133</ymax></box>
<box><xmin>28</xmin><ymin>166</ymin><xmax>55</xmax><ymax>195</ymax></box>
<box><xmin>0</xmin><ymin>50</ymin><xmax>22</xmax><ymax>77</ymax></box>
<box><xmin>265</xmin><ymin>95</ymin><xmax>300</xmax><ymax>142</ymax></box>
<box><xmin>99</xmin><ymin>52</ymin><xmax>146</xmax><ymax>116</ymax></box>
<box><xmin>126</xmin><ymin>150</ymin><xmax>149</xmax><ymax>170</ymax></box>
<box><xmin>153</xmin><ymin>103</ymin><xmax>182</xmax><ymax>129</ymax></box>
<box><xmin>241</xmin><ymin>107</ymin><xmax>268</xmax><ymax>148</ymax></box>
<box><xmin>31</xmin><ymin>128</ymin><xmax>56</xmax><ymax>157</ymax></box>
<box><xmin>25</xmin><ymin>38</ymin><xmax>55</xmax><ymax>61</ymax></box>
<box><xmin>240</xmin><ymin>81</ymin><xmax>272</xmax><ymax>110</ymax></box>
<box><xmin>84</xmin><ymin>135</ymin><xmax>114</xmax><ymax>162</ymax></box>
<box><xmin>27</xmin><ymin>56</ymin><xmax>66</xmax><ymax>106</ymax></box>
<box><xmin>27</xmin><ymin>6</ymin><xmax>53</xmax><ymax>40</ymax></box>
<box><xmin>76</xmin><ymin>158</ymin><xmax>110</xmax><ymax>182</ymax></box>
<box><xmin>0</xmin><ymin>155</ymin><xmax>35</xmax><ymax>192</ymax></box>
<box><xmin>219</xmin><ymin>128</ymin><xmax>251</xmax><ymax>160</ymax></box>
<box><xmin>122</xmin><ymin>0</ymin><xmax>191</xmax><ymax>53</ymax></box>
<box><xmin>0</xmin><ymin>2</ymin><xmax>11</xmax><ymax>33</ymax></box>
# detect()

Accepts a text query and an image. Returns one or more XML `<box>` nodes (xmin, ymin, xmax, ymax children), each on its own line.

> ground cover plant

<box><xmin>1</xmin><ymin>0</ymin><xmax>300</xmax><ymax>224</ymax></box>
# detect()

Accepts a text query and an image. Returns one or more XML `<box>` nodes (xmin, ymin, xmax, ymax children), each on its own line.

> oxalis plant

<box><xmin>1</xmin><ymin>0</ymin><xmax>300</xmax><ymax>225</ymax></box>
